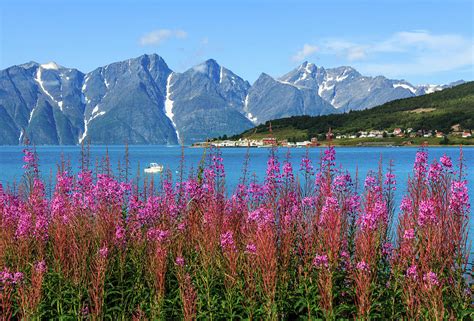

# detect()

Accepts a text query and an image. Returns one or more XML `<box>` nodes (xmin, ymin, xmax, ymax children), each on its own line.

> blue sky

<box><xmin>1</xmin><ymin>0</ymin><xmax>473</xmax><ymax>85</ymax></box>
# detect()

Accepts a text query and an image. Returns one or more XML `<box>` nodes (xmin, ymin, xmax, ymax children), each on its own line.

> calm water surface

<box><xmin>1</xmin><ymin>145</ymin><xmax>473</xmax><ymax>243</ymax></box>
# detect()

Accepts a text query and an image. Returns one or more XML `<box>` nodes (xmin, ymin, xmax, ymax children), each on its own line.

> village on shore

<box><xmin>192</xmin><ymin>124</ymin><xmax>473</xmax><ymax>148</ymax></box>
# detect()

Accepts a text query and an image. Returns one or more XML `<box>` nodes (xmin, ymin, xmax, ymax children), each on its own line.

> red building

<box><xmin>262</xmin><ymin>137</ymin><xmax>277</xmax><ymax>146</ymax></box>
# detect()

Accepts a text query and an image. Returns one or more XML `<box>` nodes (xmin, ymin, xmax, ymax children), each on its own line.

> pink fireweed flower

<box><xmin>248</xmin><ymin>182</ymin><xmax>265</xmax><ymax>201</ymax></box>
<box><xmin>418</xmin><ymin>199</ymin><xmax>437</xmax><ymax>226</ymax></box>
<box><xmin>364</xmin><ymin>175</ymin><xmax>377</xmax><ymax>190</ymax></box>
<box><xmin>73</xmin><ymin>170</ymin><xmax>95</xmax><ymax>210</ymax></box>
<box><xmin>413</xmin><ymin>149</ymin><xmax>428</xmax><ymax>180</ymax></box>
<box><xmin>403</xmin><ymin>228</ymin><xmax>415</xmax><ymax>240</ymax></box>
<box><xmin>15</xmin><ymin>207</ymin><xmax>32</xmax><ymax>239</ymax></box>
<box><xmin>245</xmin><ymin>243</ymin><xmax>257</xmax><ymax>255</ymax></box>
<box><xmin>423</xmin><ymin>271</ymin><xmax>440</xmax><ymax>287</ymax></box>
<box><xmin>356</xmin><ymin>261</ymin><xmax>370</xmax><ymax>272</ymax></box>
<box><xmin>359</xmin><ymin>198</ymin><xmax>387</xmax><ymax>231</ymax></box>
<box><xmin>177</xmin><ymin>222</ymin><xmax>187</xmax><ymax>231</ymax></box>
<box><xmin>384</xmin><ymin>171</ymin><xmax>396</xmax><ymax>191</ymax></box>
<box><xmin>347</xmin><ymin>194</ymin><xmax>361</xmax><ymax>213</ymax></box>
<box><xmin>340</xmin><ymin>251</ymin><xmax>350</xmax><ymax>261</ymax></box>
<box><xmin>22</xmin><ymin>148</ymin><xmax>38</xmax><ymax>172</ymax></box>
<box><xmin>301</xmin><ymin>196</ymin><xmax>314</xmax><ymax>207</ymax></box>
<box><xmin>185</xmin><ymin>179</ymin><xmax>202</xmax><ymax>200</ymax></box>
<box><xmin>320</xmin><ymin>196</ymin><xmax>339</xmax><ymax>225</ymax></box>
<box><xmin>449</xmin><ymin>180</ymin><xmax>470</xmax><ymax>213</ymax></box>
<box><xmin>440</xmin><ymin>154</ymin><xmax>452</xmax><ymax>168</ymax></box>
<box><xmin>220</xmin><ymin>230</ymin><xmax>236</xmax><ymax>252</ymax></box>
<box><xmin>322</xmin><ymin>146</ymin><xmax>336</xmax><ymax>168</ymax></box>
<box><xmin>265</xmin><ymin>155</ymin><xmax>281</xmax><ymax>186</ymax></box>
<box><xmin>282</xmin><ymin>161</ymin><xmax>294</xmax><ymax>181</ymax></box>
<box><xmin>115</xmin><ymin>225</ymin><xmax>126</xmax><ymax>245</ymax></box>
<box><xmin>247</xmin><ymin>207</ymin><xmax>274</xmax><ymax>228</ymax></box>
<box><xmin>55</xmin><ymin>171</ymin><xmax>73</xmax><ymax>193</ymax></box>
<box><xmin>138</xmin><ymin>195</ymin><xmax>161</xmax><ymax>225</ymax></box>
<box><xmin>81</xmin><ymin>306</ymin><xmax>90</xmax><ymax>317</ymax></box>
<box><xmin>175</xmin><ymin>256</ymin><xmax>185</xmax><ymax>267</ymax></box>
<box><xmin>13</xmin><ymin>272</ymin><xmax>24</xmax><ymax>284</ymax></box>
<box><xmin>300</xmin><ymin>156</ymin><xmax>314</xmax><ymax>175</ymax></box>
<box><xmin>428</xmin><ymin>161</ymin><xmax>442</xmax><ymax>182</ymax></box>
<box><xmin>0</xmin><ymin>269</ymin><xmax>13</xmax><ymax>285</ymax></box>
<box><xmin>147</xmin><ymin>228</ymin><xmax>170</xmax><ymax>242</ymax></box>
<box><xmin>211</xmin><ymin>153</ymin><xmax>226</xmax><ymax>179</ymax></box>
<box><xmin>35</xmin><ymin>260</ymin><xmax>47</xmax><ymax>274</ymax></box>
<box><xmin>98</xmin><ymin>247</ymin><xmax>109</xmax><ymax>259</ymax></box>
<box><xmin>400</xmin><ymin>196</ymin><xmax>413</xmax><ymax>213</ymax></box>
<box><xmin>312</xmin><ymin>254</ymin><xmax>329</xmax><ymax>269</ymax></box>
<box><xmin>406</xmin><ymin>265</ymin><xmax>417</xmax><ymax>280</ymax></box>
<box><xmin>333</xmin><ymin>173</ymin><xmax>352</xmax><ymax>192</ymax></box>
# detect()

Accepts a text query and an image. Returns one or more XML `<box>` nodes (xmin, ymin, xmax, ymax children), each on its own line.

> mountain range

<box><xmin>0</xmin><ymin>54</ymin><xmax>464</xmax><ymax>145</ymax></box>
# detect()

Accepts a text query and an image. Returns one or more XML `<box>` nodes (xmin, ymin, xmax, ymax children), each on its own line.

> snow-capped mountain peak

<box><xmin>40</xmin><ymin>62</ymin><xmax>62</xmax><ymax>70</ymax></box>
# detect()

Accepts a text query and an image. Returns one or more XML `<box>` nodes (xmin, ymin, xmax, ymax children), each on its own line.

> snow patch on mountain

<box><xmin>28</xmin><ymin>102</ymin><xmax>37</xmax><ymax>124</ymax></box>
<box><xmin>41</xmin><ymin>62</ymin><xmax>61</xmax><ymax>70</ymax></box>
<box><xmin>18</xmin><ymin>129</ymin><xmax>24</xmax><ymax>144</ymax></box>
<box><xmin>164</xmin><ymin>73</ymin><xmax>180</xmax><ymax>142</ymax></box>
<box><xmin>336</xmin><ymin>73</ymin><xmax>349</xmax><ymax>82</ymax></box>
<box><xmin>243</xmin><ymin>94</ymin><xmax>258</xmax><ymax>124</ymax></box>
<box><xmin>318</xmin><ymin>81</ymin><xmax>334</xmax><ymax>97</ymax></box>
<box><xmin>79</xmin><ymin>106</ymin><xmax>106</xmax><ymax>144</ymax></box>
<box><xmin>295</xmin><ymin>62</ymin><xmax>316</xmax><ymax>84</ymax></box>
<box><xmin>423</xmin><ymin>84</ymin><xmax>443</xmax><ymax>94</ymax></box>
<box><xmin>393</xmin><ymin>83</ymin><xmax>416</xmax><ymax>94</ymax></box>
<box><xmin>34</xmin><ymin>66</ymin><xmax>57</xmax><ymax>104</ymax></box>
<box><xmin>92</xmin><ymin>105</ymin><xmax>100</xmax><ymax>115</ymax></box>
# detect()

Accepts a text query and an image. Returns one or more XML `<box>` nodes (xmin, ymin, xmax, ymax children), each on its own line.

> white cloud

<box><xmin>316</xmin><ymin>31</ymin><xmax>473</xmax><ymax>77</ymax></box>
<box><xmin>139</xmin><ymin>29</ymin><xmax>187</xmax><ymax>46</ymax></box>
<box><xmin>192</xmin><ymin>63</ymin><xmax>207</xmax><ymax>73</ymax></box>
<box><xmin>362</xmin><ymin>43</ymin><xmax>474</xmax><ymax>77</ymax></box>
<box><xmin>291</xmin><ymin>44</ymin><xmax>319</xmax><ymax>62</ymax></box>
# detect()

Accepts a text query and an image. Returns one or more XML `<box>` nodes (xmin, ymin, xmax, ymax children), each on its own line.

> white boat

<box><xmin>144</xmin><ymin>163</ymin><xmax>164</xmax><ymax>174</ymax></box>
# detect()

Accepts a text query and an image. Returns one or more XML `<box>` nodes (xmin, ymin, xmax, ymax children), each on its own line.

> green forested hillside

<box><xmin>232</xmin><ymin>81</ymin><xmax>474</xmax><ymax>141</ymax></box>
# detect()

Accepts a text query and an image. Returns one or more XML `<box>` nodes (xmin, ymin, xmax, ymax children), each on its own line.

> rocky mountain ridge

<box><xmin>0</xmin><ymin>54</ymin><xmax>464</xmax><ymax>144</ymax></box>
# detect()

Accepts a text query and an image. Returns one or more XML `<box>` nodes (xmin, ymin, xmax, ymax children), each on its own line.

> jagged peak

<box><xmin>256</xmin><ymin>72</ymin><xmax>275</xmax><ymax>82</ymax></box>
<box><xmin>192</xmin><ymin>59</ymin><xmax>220</xmax><ymax>72</ymax></box>
<box><xmin>17</xmin><ymin>61</ymin><xmax>39</xmax><ymax>69</ymax></box>
<box><xmin>298</xmin><ymin>61</ymin><xmax>317</xmax><ymax>70</ymax></box>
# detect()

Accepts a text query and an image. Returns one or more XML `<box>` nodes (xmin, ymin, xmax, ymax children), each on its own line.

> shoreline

<box><xmin>1</xmin><ymin>144</ymin><xmax>473</xmax><ymax>148</ymax></box>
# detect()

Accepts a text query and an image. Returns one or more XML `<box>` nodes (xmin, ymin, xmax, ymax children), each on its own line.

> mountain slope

<box><xmin>233</xmin><ymin>81</ymin><xmax>474</xmax><ymax>140</ymax></box>
<box><xmin>81</xmin><ymin>54</ymin><xmax>177</xmax><ymax>144</ymax></box>
<box><xmin>168</xmin><ymin>59</ymin><xmax>253</xmax><ymax>143</ymax></box>
<box><xmin>244</xmin><ymin>73</ymin><xmax>337</xmax><ymax>124</ymax></box>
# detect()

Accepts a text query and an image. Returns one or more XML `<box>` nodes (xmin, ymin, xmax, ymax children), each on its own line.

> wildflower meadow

<box><xmin>0</xmin><ymin>144</ymin><xmax>472</xmax><ymax>320</ymax></box>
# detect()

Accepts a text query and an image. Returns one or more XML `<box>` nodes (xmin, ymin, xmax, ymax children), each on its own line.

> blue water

<box><xmin>1</xmin><ymin>146</ymin><xmax>473</xmax><ymax>244</ymax></box>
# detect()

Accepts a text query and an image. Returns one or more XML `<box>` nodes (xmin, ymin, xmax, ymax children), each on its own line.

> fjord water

<box><xmin>1</xmin><ymin>145</ymin><xmax>473</xmax><ymax>240</ymax></box>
